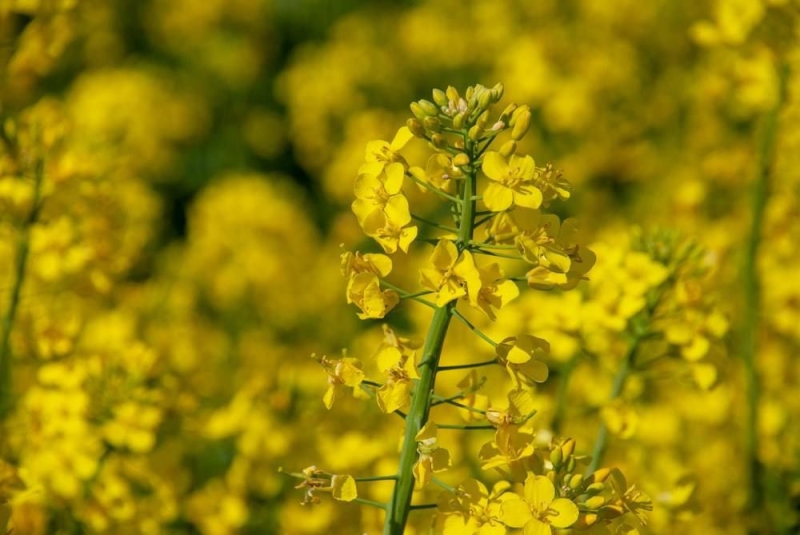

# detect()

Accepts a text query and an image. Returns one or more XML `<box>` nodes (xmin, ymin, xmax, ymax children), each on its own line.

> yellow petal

<box><xmin>513</xmin><ymin>186</ymin><xmax>543</xmax><ymax>209</ymax></box>
<box><xmin>507</xmin><ymin>345</ymin><xmax>532</xmax><ymax>364</ymax></box>
<box><xmin>399</xmin><ymin>226</ymin><xmax>418</xmax><ymax>253</ymax></box>
<box><xmin>501</xmin><ymin>497</ymin><xmax>532</xmax><ymax>528</ymax></box>
<box><xmin>391</xmin><ymin>126</ymin><xmax>413</xmax><ymax>150</ymax></box>
<box><xmin>484</xmin><ymin>182</ymin><xmax>514</xmax><ymax>212</ymax></box>
<box><xmin>524</xmin><ymin>475</ymin><xmax>555</xmax><ymax>510</ymax></box>
<box><xmin>354</xmin><ymin>173</ymin><xmax>381</xmax><ymax>199</ymax></box>
<box><xmin>520</xmin><ymin>359</ymin><xmax>549</xmax><ymax>383</ymax></box>
<box><xmin>413</xmin><ymin>458</ymin><xmax>432</xmax><ymax>489</ymax></box>
<box><xmin>377</xmin><ymin>381</ymin><xmax>411</xmax><ymax>413</ymax></box>
<box><xmin>376</xmin><ymin>346</ymin><xmax>403</xmax><ymax>373</ymax></box>
<box><xmin>510</xmin><ymin>154</ymin><xmax>536</xmax><ymax>178</ymax></box>
<box><xmin>323</xmin><ymin>385</ymin><xmax>336</xmax><ymax>409</ymax></box>
<box><xmin>431</xmin><ymin>448</ymin><xmax>451</xmax><ymax>472</ymax></box>
<box><xmin>481</xmin><ymin>151</ymin><xmax>508</xmax><ymax>181</ymax></box>
<box><xmin>363</xmin><ymin>253</ymin><xmax>392</xmax><ymax>277</ymax></box>
<box><xmin>431</xmin><ymin>240</ymin><xmax>458</xmax><ymax>270</ymax></box>
<box><xmin>548</xmin><ymin>498</ymin><xmax>579</xmax><ymax>528</ymax></box>
<box><xmin>523</xmin><ymin>518</ymin><xmax>552</xmax><ymax>535</ymax></box>
<box><xmin>416</xmin><ymin>421</ymin><xmax>438</xmax><ymax>441</ymax></box>
<box><xmin>384</xmin><ymin>162</ymin><xmax>405</xmax><ymax>194</ymax></box>
<box><xmin>385</xmin><ymin>194</ymin><xmax>411</xmax><ymax>226</ymax></box>
<box><xmin>331</xmin><ymin>475</ymin><xmax>358</xmax><ymax>502</ymax></box>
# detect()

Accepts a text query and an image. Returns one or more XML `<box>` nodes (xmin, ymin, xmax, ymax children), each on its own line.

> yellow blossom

<box><xmin>470</xmin><ymin>262</ymin><xmax>519</xmax><ymax>320</ymax></box>
<box><xmin>313</xmin><ymin>354</ymin><xmax>365</xmax><ymax>409</ymax></box>
<box><xmin>439</xmin><ymin>479</ymin><xmax>513</xmax><ymax>535</ymax></box>
<box><xmin>501</xmin><ymin>474</ymin><xmax>580</xmax><ymax>534</ymax></box>
<box><xmin>412</xmin><ymin>422</ymin><xmax>451</xmax><ymax>489</ymax></box>
<box><xmin>419</xmin><ymin>239</ymin><xmax>481</xmax><ymax>306</ymax></box>
<box><xmin>352</xmin><ymin>162</ymin><xmax>410</xmax><ymax>227</ymax></box>
<box><xmin>481</xmin><ymin>151</ymin><xmax>543</xmax><ymax>211</ymax></box>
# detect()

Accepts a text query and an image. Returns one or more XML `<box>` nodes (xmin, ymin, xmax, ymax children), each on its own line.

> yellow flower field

<box><xmin>0</xmin><ymin>1</ymin><xmax>798</xmax><ymax>534</ymax></box>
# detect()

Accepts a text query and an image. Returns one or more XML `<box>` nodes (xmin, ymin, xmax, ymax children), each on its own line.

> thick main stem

<box><xmin>0</xmin><ymin>157</ymin><xmax>44</xmax><ymax>417</ymax></box>
<box><xmin>383</xmin><ymin>141</ymin><xmax>477</xmax><ymax>535</ymax></box>
<box><xmin>742</xmin><ymin>64</ymin><xmax>786</xmax><ymax>515</ymax></box>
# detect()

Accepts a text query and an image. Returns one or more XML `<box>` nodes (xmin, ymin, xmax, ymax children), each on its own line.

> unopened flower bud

<box><xmin>499</xmin><ymin>140</ymin><xmax>516</xmax><ymax>158</ymax></box>
<box><xmin>590</xmin><ymin>467</ymin><xmax>612</xmax><ymax>483</ymax></box>
<box><xmin>491</xmin><ymin>82</ymin><xmax>504</xmax><ymax>102</ymax></box>
<box><xmin>453</xmin><ymin>112</ymin><xmax>466</xmax><ymax>129</ymax></box>
<box><xmin>568</xmin><ymin>474</ymin><xmax>584</xmax><ymax>489</ymax></box>
<box><xmin>418</xmin><ymin>99</ymin><xmax>439</xmax><ymax>116</ymax></box>
<box><xmin>566</xmin><ymin>455</ymin><xmax>576</xmax><ymax>473</ymax></box>
<box><xmin>509</xmin><ymin>105</ymin><xmax>530</xmax><ymax>126</ymax></box>
<box><xmin>423</xmin><ymin>116</ymin><xmax>441</xmax><ymax>132</ymax></box>
<box><xmin>432</xmin><ymin>88</ymin><xmax>448</xmax><ymax>107</ymax></box>
<box><xmin>550</xmin><ymin>447</ymin><xmax>563</xmax><ymax>468</ymax></box>
<box><xmin>410</xmin><ymin>102</ymin><xmax>426</xmax><ymax>120</ymax></box>
<box><xmin>586</xmin><ymin>482</ymin><xmax>605</xmax><ymax>493</ymax></box>
<box><xmin>446</xmin><ymin>86</ymin><xmax>460</xmax><ymax>102</ymax></box>
<box><xmin>407</xmin><ymin>118</ymin><xmax>426</xmax><ymax>138</ymax></box>
<box><xmin>561</xmin><ymin>438</ymin><xmax>576</xmax><ymax>458</ymax></box>
<box><xmin>476</xmin><ymin>110</ymin><xmax>490</xmax><ymax>129</ymax></box>
<box><xmin>584</xmin><ymin>496</ymin><xmax>606</xmax><ymax>510</ymax></box>
<box><xmin>431</xmin><ymin>133</ymin><xmax>447</xmax><ymax>149</ymax></box>
<box><xmin>500</xmin><ymin>103</ymin><xmax>518</xmax><ymax>121</ymax></box>
<box><xmin>478</xmin><ymin>88</ymin><xmax>492</xmax><ymax>110</ymax></box>
<box><xmin>468</xmin><ymin>125</ymin><xmax>483</xmax><ymax>141</ymax></box>
<box><xmin>453</xmin><ymin>153</ymin><xmax>470</xmax><ymax>167</ymax></box>
<box><xmin>511</xmin><ymin>109</ymin><xmax>531</xmax><ymax>140</ymax></box>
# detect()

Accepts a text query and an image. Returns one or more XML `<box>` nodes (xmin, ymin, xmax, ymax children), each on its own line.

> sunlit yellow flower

<box><xmin>375</xmin><ymin>338</ymin><xmax>418</xmax><ymax>414</ymax></box>
<box><xmin>479</xmin><ymin>426</ymin><xmax>535</xmax><ymax>470</ymax></box>
<box><xmin>412</xmin><ymin>422</ymin><xmax>451</xmax><ymax>489</ymax></box>
<box><xmin>362</xmin><ymin>210</ymin><xmax>418</xmax><ymax>254</ymax></box>
<box><xmin>495</xmin><ymin>335</ymin><xmax>550</xmax><ymax>388</ymax></box>
<box><xmin>439</xmin><ymin>479</ymin><xmax>513</xmax><ymax>535</ymax></box>
<box><xmin>420</xmin><ymin>239</ymin><xmax>481</xmax><ymax>306</ymax></box>
<box><xmin>352</xmin><ymin>162</ymin><xmax>410</xmax><ymax>226</ymax></box>
<box><xmin>346</xmin><ymin>272</ymin><xmax>399</xmax><ymax>319</ymax></box>
<box><xmin>362</xmin><ymin>126</ymin><xmax>414</xmax><ymax>174</ymax></box>
<box><xmin>409</xmin><ymin>153</ymin><xmax>461</xmax><ymax>193</ymax></box>
<box><xmin>313</xmin><ymin>354</ymin><xmax>365</xmax><ymax>409</ymax></box>
<box><xmin>470</xmin><ymin>262</ymin><xmax>519</xmax><ymax>320</ymax></box>
<box><xmin>501</xmin><ymin>474</ymin><xmax>579</xmax><ymax>535</ymax></box>
<box><xmin>481</xmin><ymin>151</ymin><xmax>543</xmax><ymax>211</ymax></box>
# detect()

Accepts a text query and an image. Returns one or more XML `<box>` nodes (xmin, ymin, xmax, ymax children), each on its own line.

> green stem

<box><xmin>742</xmin><ymin>63</ymin><xmax>787</xmax><ymax>514</ymax></box>
<box><xmin>585</xmin><ymin>334</ymin><xmax>641</xmax><ymax>476</ymax></box>
<box><xmin>380</xmin><ymin>280</ymin><xmax>436</xmax><ymax>309</ymax></box>
<box><xmin>355</xmin><ymin>475</ymin><xmax>398</xmax><ymax>482</ymax></box>
<box><xmin>406</xmin><ymin>172</ymin><xmax>461</xmax><ymax>204</ymax></box>
<box><xmin>352</xmin><ymin>497</ymin><xmax>388</xmax><ymax>510</ymax></box>
<box><xmin>411</xmin><ymin>214</ymin><xmax>457</xmax><ymax>233</ymax></box>
<box><xmin>551</xmin><ymin>355</ymin><xmax>578</xmax><ymax>435</ymax></box>
<box><xmin>439</xmin><ymin>358</ymin><xmax>498</xmax><ymax>371</ymax></box>
<box><xmin>452</xmin><ymin>309</ymin><xmax>497</xmax><ymax>347</ymax></box>
<box><xmin>0</xmin><ymin>157</ymin><xmax>44</xmax><ymax>418</ymax></box>
<box><xmin>438</xmin><ymin>423</ymin><xmax>495</xmax><ymax>430</ymax></box>
<box><xmin>383</xmin><ymin>135</ymin><xmax>478</xmax><ymax>535</ymax></box>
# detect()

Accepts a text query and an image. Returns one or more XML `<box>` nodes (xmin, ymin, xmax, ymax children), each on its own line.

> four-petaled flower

<box><xmin>501</xmin><ymin>474</ymin><xmax>580</xmax><ymax>535</ymax></box>
<box><xmin>495</xmin><ymin>335</ymin><xmax>550</xmax><ymax>388</ymax></box>
<box><xmin>481</xmin><ymin>151</ymin><xmax>543</xmax><ymax>212</ymax></box>
<box><xmin>361</xmin><ymin>126</ymin><xmax>414</xmax><ymax>174</ymax></box>
<box><xmin>352</xmin><ymin>162</ymin><xmax>410</xmax><ymax>228</ymax></box>
<box><xmin>409</xmin><ymin>153</ymin><xmax>461</xmax><ymax>193</ymax></box>
<box><xmin>470</xmin><ymin>262</ymin><xmax>519</xmax><ymax>320</ymax></box>
<box><xmin>420</xmin><ymin>239</ymin><xmax>482</xmax><ymax>307</ymax></box>
<box><xmin>439</xmin><ymin>479</ymin><xmax>514</xmax><ymax>535</ymax></box>
<box><xmin>479</xmin><ymin>426</ymin><xmax>536</xmax><ymax>470</ymax></box>
<box><xmin>312</xmin><ymin>354</ymin><xmax>365</xmax><ymax>409</ymax></box>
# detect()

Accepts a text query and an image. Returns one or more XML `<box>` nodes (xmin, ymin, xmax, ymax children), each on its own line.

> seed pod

<box><xmin>432</xmin><ymin>88</ymin><xmax>448</xmax><ymax>107</ymax></box>
<box><xmin>407</xmin><ymin>118</ymin><xmax>426</xmax><ymax>138</ymax></box>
